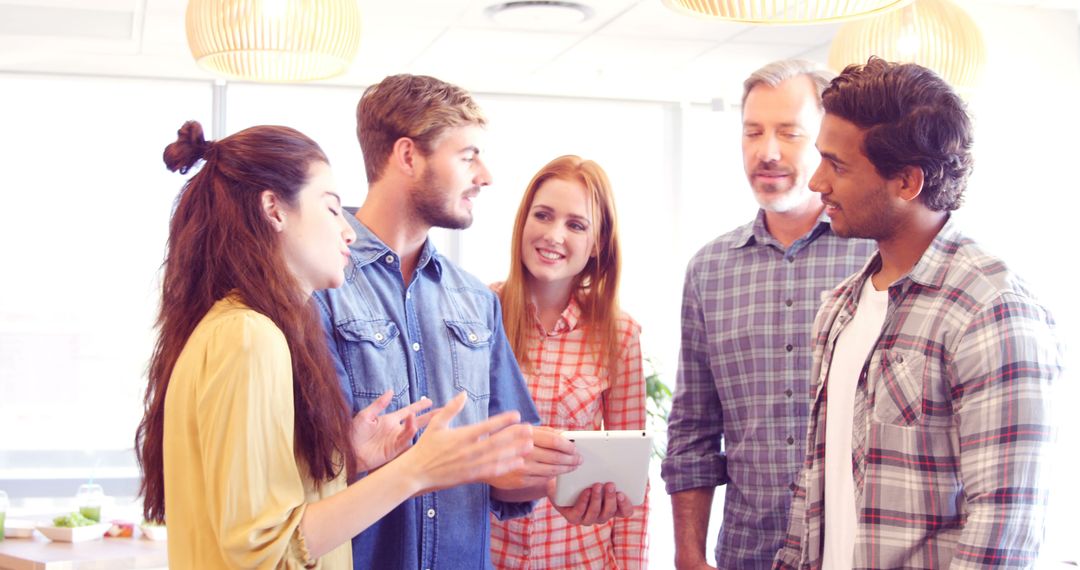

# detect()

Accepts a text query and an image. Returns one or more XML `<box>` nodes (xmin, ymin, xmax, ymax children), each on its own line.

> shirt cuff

<box><xmin>289</xmin><ymin>523</ymin><xmax>319</xmax><ymax>569</ymax></box>
<box><xmin>490</xmin><ymin>495</ymin><xmax>536</xmax><ymax>521</ymax></box>
<box><xmin>660</xmin><ymin>453</ymin><xmax>729</xmax><ymax>494</ymax></box>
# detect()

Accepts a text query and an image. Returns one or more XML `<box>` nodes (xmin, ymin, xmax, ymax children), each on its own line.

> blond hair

<box><xmin>356</xmin><ymin>74</ymin><xmax>486</xmax><ymax>182</ymax></box>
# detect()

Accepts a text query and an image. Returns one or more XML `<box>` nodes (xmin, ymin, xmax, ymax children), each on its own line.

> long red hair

<box><xmin>499</xmin><ymin>155</ymin><xmax>623</xmax><ymax>376</ymax></box>
<box><xmin>135</xmin><ymin>121</ymin><xmax>355</xmax><ymax>523</ymax></box>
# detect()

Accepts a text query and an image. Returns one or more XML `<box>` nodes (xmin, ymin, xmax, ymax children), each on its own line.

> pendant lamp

<box><xmin>661</xmin><ymin>0</ymin><xmax>911</xmax><ymax>25</ymax></box>
<box><xmin>186</xmin><ymin>0</ymin><xmax>362</xmax><ymax>82</ymax></box>
<box><xmin>828</xmin><ymin>0</ymin><xmax>986</xmax><ymax>88</ymax></box>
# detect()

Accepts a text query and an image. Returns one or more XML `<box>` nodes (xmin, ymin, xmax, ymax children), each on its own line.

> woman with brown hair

<box><xmin>136</xmin><ymin>121</ymin><xmax>533</xmax><ymax>569</ymax></box>
<box><xmin>490</xmin><ymin>155</ymin><xmax>649</xmax><ymax>569</ymax></box>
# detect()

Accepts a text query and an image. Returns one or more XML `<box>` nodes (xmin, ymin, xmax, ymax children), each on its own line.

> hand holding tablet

<box><xmin>551</xmin><ymin>430</ymin><xmax>653</xmax><ymax>507</ymax></box>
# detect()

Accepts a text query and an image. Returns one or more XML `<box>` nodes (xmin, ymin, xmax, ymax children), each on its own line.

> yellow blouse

<box><xmin>162</xmin><ymin>296</ymin><xmax>350</xmax><ymax>569</ymax></box>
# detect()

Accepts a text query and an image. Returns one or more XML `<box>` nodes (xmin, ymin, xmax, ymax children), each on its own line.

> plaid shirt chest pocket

<box><xmin>557</xmin><ymin>374</ymin><xmax>605</xmax><ymax>429</ymax></box>
<box><xmin>873</xmin><ymin>350</ymin><xmax>927</xmax><ymax>426</ymax></box>
<box><xmin>445</xmin><ymin>320</ymin><xmax>493</xmax><ymax>399</ymax></box>
<box><xmin>335</xmin><ymin>319</ymin><xmax>410</xmax><ymax>405</ymax></box>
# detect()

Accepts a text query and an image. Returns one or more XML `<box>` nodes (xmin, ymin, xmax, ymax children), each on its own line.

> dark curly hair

<box><xmin>822</xmin><ymin>57</ymin><xmax>973</xmax><ymax>211</ymax></box>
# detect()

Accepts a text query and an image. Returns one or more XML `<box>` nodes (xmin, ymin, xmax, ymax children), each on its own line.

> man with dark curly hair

<box><xmin>773</xmin><ymin>57</ymin><xmax>1063</xmax><ymax>569</ymax></box>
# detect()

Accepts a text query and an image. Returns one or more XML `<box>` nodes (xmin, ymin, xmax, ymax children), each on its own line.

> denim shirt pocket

<box><xmin>335</xmin><ymin>318</ymin><xmax>410</xmax><ymax>405</ymax></box>
<box><xmin>444</xmin><ymin>320</ymin><xmax>493</xmax><ymax>400</ymax></box>
<box><xmin>873</xmin><ymin>350</ymin><xmax>926</xmax><ymax>426</ymax></box>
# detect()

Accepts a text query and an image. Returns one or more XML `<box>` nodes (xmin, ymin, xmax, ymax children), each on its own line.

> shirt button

<box><xmin>406</xmin><ymin>291</ymin><xmax>411</xmax><ymax>299</ymax></box>
<box><xmin>374</xmin><ymin>333</ymin><xmax>384</xmax><ymax>341</ymax></box>
<box><xmin>786</xmin><ymin>257</ymin><xmax>795</xmax><ymax>263</ymax></box>
<box><xmin>785</xmin><ymin>299</ymin><xmax>793</xmax><ymax>307</ymax></box>
<box><xmin>785</xmin><ymin>388</ymin><xmax>793</xmax><ymax>397</ymax></box>
<box><xmin>786</xmin><ymin>436</ymin><xmax>795</xmax><ymax>445</ymax></box>
<box><xmin>468</xmin><ymin>333</ymin><xmax>478</xmax><ymax>342</ymax></box>
<box><xmin>412</xmin><ymin>342</ymin><xmax>420</xmax><ymax>352</ymax></box>
<box><xmin>785</xmin><ymin>344</ymin><xmax>793</xmax><ymax>352</ymax></box>
<box><xmin>426</xmin><ymin>508</ymin><xmax>435</xmax><ymax>518</ymax></box>
<box><xmin>385</xmin><ymin>254</ymin><xmax>395</xmax><ymax>264</ymax></box>
<box><xmin>789</xmin><ymin>482</ymin><xmax>797</xmax><ymax>492</ymax></box>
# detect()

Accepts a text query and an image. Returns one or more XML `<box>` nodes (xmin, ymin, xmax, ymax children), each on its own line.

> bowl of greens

<box><xmin>36</xmin><ymin>512</ymin><xmax>111</xmax><ymax>542</ymax></box>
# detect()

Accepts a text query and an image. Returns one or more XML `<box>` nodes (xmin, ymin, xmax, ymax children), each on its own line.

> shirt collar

<box><xmin>344</xmin><ymin>215</ymin><xmax>444</xmax><ymax>279</ymax></box>
<box><xmin>530</xmin><ymin>296</ymin><xmax>582</xmax><ymax>335</ymax></box>
<box><xmin>732</xmin><ymin>208</ymin><xmax>834</xmax><ymax>250</ymax></box>
<box><xmin>903</xmin><ymin>214</ymin><xmax>960</xmax><ymax>289</ymax></box>
<box><xmin>846</xmin><ymin>214</ymin><xmax>958</xmax><ymax>295</ymax></box>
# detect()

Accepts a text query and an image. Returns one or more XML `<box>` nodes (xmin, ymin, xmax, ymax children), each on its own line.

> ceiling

<box><xmin>0</xmin><ymin>0</ymin><xmax>1077</xmax><ymax>103</ymax></box>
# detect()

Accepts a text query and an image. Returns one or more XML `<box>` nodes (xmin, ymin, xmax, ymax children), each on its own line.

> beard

<box><xmin>755</xmin><ymin>184</ymin><xmax>812</xmax><ymax>214</ymax></box>
<box><xmin>831</xmin><ymin>185</ymin><xmax>900</xmax><ymax>241</ymax></box>
<box><xmin>412</xmin><ymin>166</ymin><xmax>474</xmax><ymax>230</ymax></box>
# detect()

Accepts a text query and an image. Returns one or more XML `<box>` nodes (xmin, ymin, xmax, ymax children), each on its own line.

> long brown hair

<box><xmin>500</xmin><ymin>155</ymin><xmax>622</xmax><ymax>376</ymax></box>
<box><xmin>136</xmin><ymin>121</ymin><xmax>356</xmax><ymax>523</ymax></box>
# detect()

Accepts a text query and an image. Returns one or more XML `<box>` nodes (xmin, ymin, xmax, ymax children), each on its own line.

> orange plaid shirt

<box><xmin>490</xmin><ymin>286</ymin><xmax>650</xmax><ymax>569</ymax></box>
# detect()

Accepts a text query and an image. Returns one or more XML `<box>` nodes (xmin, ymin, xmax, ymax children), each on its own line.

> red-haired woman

<box><xmin>490</xmin><ymin>155</ymin><xmax>649</xmax><ymax>569</ymax></box>
<box><xmin>136</xmin><ymin>121</ymin><xmax>532</xmax><ymax>569</ymax></box>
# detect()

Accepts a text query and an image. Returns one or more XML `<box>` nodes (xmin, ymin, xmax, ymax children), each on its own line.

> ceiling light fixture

<box><xmin>485</xmin><ymin>1</ymin><xmax>595</xmax><ymax>28</ymax></box>
<box><xmin>661</xmin><ymin>0</ymin><xmax>911</xmax><ymax>25</ymax></box>
<box><xmin>828</xmin><ymin>0</ymin><xmax>986</xmax><ymax>89</ymax></box>
<box><xmin>186</xmin><ymin>0</ymin><xmax>362</xmax><ymax>83</ymax></box>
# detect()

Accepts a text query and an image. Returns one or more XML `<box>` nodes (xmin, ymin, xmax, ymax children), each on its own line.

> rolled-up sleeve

<box><xmin>662</xmin><ymin>260</ymin><xmax>729</xmax><ymax>494</ymax></box>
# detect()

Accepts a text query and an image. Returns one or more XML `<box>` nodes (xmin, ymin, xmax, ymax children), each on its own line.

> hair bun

<box><xmin>163</xmin><ymin>120</ymin><xmax>213</xmax><ymax>175</ymax></box>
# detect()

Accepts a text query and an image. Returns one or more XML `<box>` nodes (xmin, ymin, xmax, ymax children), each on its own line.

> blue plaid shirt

<box><xmin>314</xmin><ymin>216</ymin><xmax>540</xmax><ymax>570</ymax></box>
<box><xmin>662</xmin><ymin>209</ymin><xmax>875</xmax><ymax>569</ymax></box>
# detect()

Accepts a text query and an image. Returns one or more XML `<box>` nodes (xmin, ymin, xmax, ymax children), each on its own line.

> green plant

<box><xmin>644</xmin><ymin>357</ymin><xmax>673</xmax><ymax>459</ymax></box>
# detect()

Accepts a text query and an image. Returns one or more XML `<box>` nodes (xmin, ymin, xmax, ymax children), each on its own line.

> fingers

<box><xmin>413</xmin><ymin>408</ymin><xmax>437</xmax><ymax>430</ymax></box>
<box><xmin>581</xmin><ymin>483</ymin><xmax>604</xmax><ymax>524</ymax></box>
<box><xmin>383</xmin><ymin>396</ymin><xmax>432</xmax><ymax>423</ymax></box>
<box><xmin>531</xmin><ymin>427</ymin><xmax>577</xmax><ymax>454</ymax></box>
<box><xmin>594</xmin><ymin>483</ymin><xmax>619</xmax><ymax>522</ymax></box>
<box><xmin>451</xmin><ymin>409</ymin><xmax>524</xmax><ymax>441</ymax></box>
<box><xmin>563</xmin><ymin>487</ymin><xmax>591</xmax><ymax>522</ymax></box>
<box><xmin>427</xmin><ymin>392</ymin><xmax>468</xmax><ymax>430</ymax></box>
<box><xmin>356</xmin><ymin>389</ymin><xmax>394</xmax><ymax>420</ymax></box>
<box><xmin>456</xmin><ymin>423</ymin><xmax>534</xmax><ymax>480</ymax></box>
<box><xmin>614</xmin><ymin>490</ymin><xmax>634</xmax><ymax>518</ymax></box>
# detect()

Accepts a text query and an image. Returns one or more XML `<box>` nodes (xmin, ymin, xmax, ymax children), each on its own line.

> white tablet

<box><xmin>552</xmin><ymin>430</ymin><xmax>653</xmax><ymax>507</ymax></box>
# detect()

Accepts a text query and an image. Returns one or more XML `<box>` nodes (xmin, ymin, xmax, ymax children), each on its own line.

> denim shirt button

<box><xmin>468</xmin><ymin>333</ymin><xmax>478</xmax><ymax>342</ymax></box>
<box><xmin>412</xmin><ymin>342</ymin><xmax>420</xmax><ymax>352</ymax></box>
<box><xmin>385</xmin><ymin>255</ymin><xmax>395</xmax><ymax>264</ymax></box>
<box><xmin>374</xmin><ymin>332</ymin><xmax>384</xmax><ymax>341</ymax></box>
<box><xmin>426</xmin><ymin>508</ymin><xmax>436</xmax><ymax>518</ymax></box>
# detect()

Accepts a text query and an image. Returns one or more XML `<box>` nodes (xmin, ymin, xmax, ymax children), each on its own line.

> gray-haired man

<box><xmin>661</xmin><ymin>60</ymin><xmax>875</xmax><ymax>569</ymax></box>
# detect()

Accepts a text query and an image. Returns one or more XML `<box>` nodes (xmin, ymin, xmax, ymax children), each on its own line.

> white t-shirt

<box><xmin>821</xmin><ymin>277</ymin><xmax>888</xmax><ymax>570</ymax></box>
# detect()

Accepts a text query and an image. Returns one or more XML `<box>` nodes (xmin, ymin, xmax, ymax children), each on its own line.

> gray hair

<box><xmin>741</xmin><ymin>59</ymin><xmax>835</xmax><ymax>109</ymax></box>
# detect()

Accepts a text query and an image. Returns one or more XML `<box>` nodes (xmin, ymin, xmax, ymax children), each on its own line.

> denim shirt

<box><xmin>313</xmin><ymin>215</ymin><xmax>539</xmax><ymax>570</ymax></box>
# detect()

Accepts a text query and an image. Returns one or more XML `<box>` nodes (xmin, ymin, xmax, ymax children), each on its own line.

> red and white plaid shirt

<box><xmin>490</xmin><ymin>286</ymin><xmax>649</xmax><ymax>569</ymax></box>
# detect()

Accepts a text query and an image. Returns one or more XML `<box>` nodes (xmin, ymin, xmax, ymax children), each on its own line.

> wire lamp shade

<box><xmin>661</xmin><ymin>0</ymin><xmax>911</xmax><ymax>24</ymax></box>
<box><xmin>186</xmin><ymin>0</ymin><xmax>362</xmax><ymax>82</ymax></box>
<box><xmin>829</xmin><ymin>0</ymin><xmax>986</xmax><ymax>88</ymax></box>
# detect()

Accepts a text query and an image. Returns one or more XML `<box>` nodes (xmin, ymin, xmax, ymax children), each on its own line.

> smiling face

<box><xmin>742</xmin><ymin>76</ymin><xmax>825</xmax><ymax>213</ymax></box>
<box><xmin>278</xmin><ymin>161</ymin><xmax>357</xmax><ymax>294</ymax></box>
<box><xmin>810</xmin><ymin>114</ymin><xmax>903</xmax><ymax>241</ymax></box>
<box><xmin>410</xmin><ymin>124</ymin><xmax>492</xmax><ymax>230</ymax></box>
<box><xmin>519</xmin><ymin>176</ymin><xmax>596</xmax><ymax>296</ymax></box>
